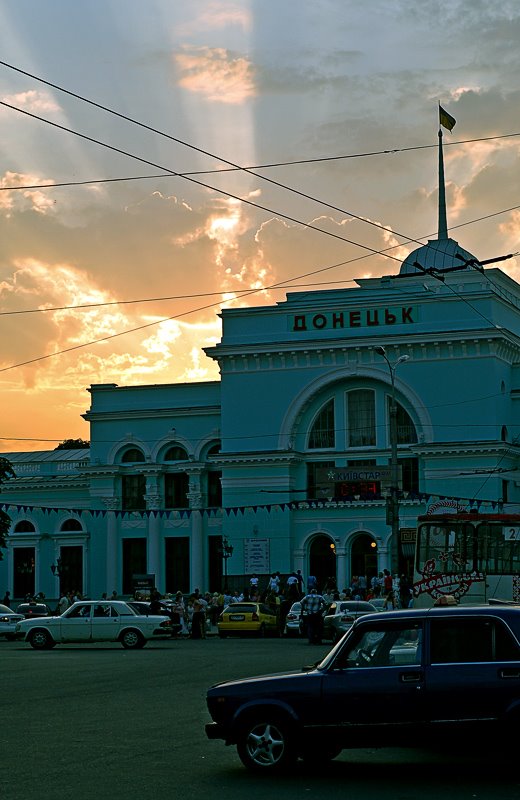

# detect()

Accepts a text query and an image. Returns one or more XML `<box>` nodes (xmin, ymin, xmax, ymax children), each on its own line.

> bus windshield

<box><xmin>414</xmin><ymin>513</ymin><xmax>520</xmax><ymax>606</ymax></box>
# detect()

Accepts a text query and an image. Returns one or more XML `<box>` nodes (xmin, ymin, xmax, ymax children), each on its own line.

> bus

<box><xmin>413</xmin><ymin>512</ymin><xmax>520</xmax><ymax>607</ymax></box>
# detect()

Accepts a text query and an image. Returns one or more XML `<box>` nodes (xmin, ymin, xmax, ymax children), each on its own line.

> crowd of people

<box><xmin>2</xmin><ymin>568</ymin><xmax>414</xmax><ymax>641</ymax></box>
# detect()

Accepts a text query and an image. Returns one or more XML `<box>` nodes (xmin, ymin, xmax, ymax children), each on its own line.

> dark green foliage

<box><xmin>0</xmin><ymin>457</ymin><xmax>15</xmax><ymax>559</ymax></box>
<box><xmin>54</xmin><ymin>438</ymin><xmax>90</xmax><ymax>450</ymax></box>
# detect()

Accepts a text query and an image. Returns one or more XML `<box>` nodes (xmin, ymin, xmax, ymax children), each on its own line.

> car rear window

<box><xmin>226</xmin><ymin>604</ymin><xmax>254</xmax><ymax>614</ymax></box>
<box><xmin>340</xmin><ymin>602</ymin><xmax>375</xmax><ymax>612</ymax></box>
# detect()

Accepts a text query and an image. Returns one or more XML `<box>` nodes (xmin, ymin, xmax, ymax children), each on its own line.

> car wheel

<box><xmin>237</xmin><ymin>716</ymin><xmax>297</xmax><ymax>772</ymax></box>
<box><xmin>121</xmin><ymin>629</ymin><xmax>145</xmax><ymax>649</ymax></box>
<box><xmin>218</xmin><ymin>631</ymin><xmax>227</xmax><ymax>638</ymax></box>
<box><xmin>29</xmin><ymin>629</ymin><xmax>54</xmax><ymax>649</ymax></box>
<box><xmin>257</xmin><ymin>624</ymin><xmax>266</xmax><ymax>638</ymax></box>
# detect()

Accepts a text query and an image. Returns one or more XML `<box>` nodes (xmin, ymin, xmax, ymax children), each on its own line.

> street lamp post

<box><xmin>220</xmin><ymin>536</ymin><xmax>234</xmax><ymax>587</ymax></box>
<box><xmin>375</xmin><ymin>347</ymin><xmax>409</xmax><ymax>573</ymax></box>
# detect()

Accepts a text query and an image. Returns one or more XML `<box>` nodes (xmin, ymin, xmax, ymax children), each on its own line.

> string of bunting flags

<box><xmin>0</xmin><ymin>492</ymin><xmax>508</xmax><ymax>520</ymax></box>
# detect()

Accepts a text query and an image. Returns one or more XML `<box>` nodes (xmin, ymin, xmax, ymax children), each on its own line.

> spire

<box><xmin>438</xmin><ymin>127</ymin><xmax>448</xmax><ymax>240</ymax></box>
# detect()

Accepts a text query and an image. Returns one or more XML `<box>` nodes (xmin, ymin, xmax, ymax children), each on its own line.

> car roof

<box><xmin>355</xmin><ymin>605</ymin><xmax>520</xmax><ymax>624</ymax></box>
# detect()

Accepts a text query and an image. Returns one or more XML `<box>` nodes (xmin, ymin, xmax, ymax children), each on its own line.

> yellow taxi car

<box><xmin>217</xmin><ymin>602</ymin><xmax>279</xmax><ymax>638</ymax></box>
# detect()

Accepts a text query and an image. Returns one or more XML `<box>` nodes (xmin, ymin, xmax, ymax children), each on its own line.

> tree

<box><xmin>0</xmin><ymin>457</ymin><xmax>15</xmax><ymax>560</ymax></box>
<box><xmin>54</xmin><ymin>438</ymin><xmax>90</xmax><ymax>450</ymax></box>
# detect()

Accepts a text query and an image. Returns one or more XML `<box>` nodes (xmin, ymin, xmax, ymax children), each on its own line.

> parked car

<box><xmin>323</xmin><ymin>600</ymin><xmax>378</xmax><ymax>642</ymax></box>
<box><xmin>16</xmin><ymin>600</ymin><xmax>172</xmax><ymax>649</ymax></box>
<box><xmin>367</xmin><ymin>598</ymin><xmax>387</xmax><ymax>612</ymax></box>
<box><xmin>127</xmin><ymin>600</ymin><xmax>182</xmax><ymax>636</ymax></box>
<box><xmin>0</xmin><ymin>603</ymin><xmax>25</xmax><ymax>640</ymax></box>
<box><xmin>206</xmin><ymin>604</ymin><xmax>520</xmax><ymax>772</ymax></box>
<box><xmin>283</xmin><ymin>601</ymin><xmax>303</xmax><ymax>637</ymax></box>
<box><xmin>217</xmin><ymin>602</ymin><xmax>279</xmax><ymax>638</ymax></box>
<box><xmin>15</xmin><ymin>602</ymin><xmax>51</xmax><ymax>619</ymax></box>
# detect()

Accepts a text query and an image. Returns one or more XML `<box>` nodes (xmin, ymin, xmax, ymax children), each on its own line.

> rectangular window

<box><xmin>207</xmin><ymin>472</ymin><xmax>222</xmax><ymax>507</ymax></box>
<box><xmin>165</xmin><ymin>537</ymin><xmax>190</xmax><ymax>594</ymax></box>
<box><xmin>165</xmin><ymin>473</ymin><xmax>189</xmax><ymax>509</ymax></box>
<box><xmin>122</xmin><ymin>538</ymin><xmax>147</xmax><ymax>595</ymax></box>
<box><xmin>400</xmin><ymin>457</ymin><xmax>419</xmax><ymax>493</ymax></box>
<box><xmin>348</xmin><ymin>389</ymin><xmax>375</xmax><ymax>447</ymax></box>
<box><xmin>122</xmin><ymin>474</ymin><xmax>146</xmax><ymax>511</ymax></box>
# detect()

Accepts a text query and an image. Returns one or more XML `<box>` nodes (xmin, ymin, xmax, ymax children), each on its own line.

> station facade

<box><xmin>2</xmin><ymin>137</ymin><xmax>520</xmax><ymax>601</ymax></box>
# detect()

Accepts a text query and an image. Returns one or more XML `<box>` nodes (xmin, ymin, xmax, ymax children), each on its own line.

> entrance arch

<box><xmin>308</xmin><ymin>534</ymin><xmax>336</xmax><ymax>592</ymax></box>
<box><xmin>350</xmin><ymin>533</ymin><xmax>378</xmax><ymax>586</ymax></box>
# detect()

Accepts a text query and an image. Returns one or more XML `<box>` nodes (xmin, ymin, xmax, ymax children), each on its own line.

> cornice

<box><xmin>209</xmin><ymin>330</ymin><xmax>520</xmax><ymax>373</ymax></box>
<box><xmin>83</xmin><ymin>405</ymin><xmax>221</xmax><ymax>422</ymax></box>
<box><xmin>411</xmin><ymin>440</ymin><xmax>520</xmax><ymax>458</ymax></box>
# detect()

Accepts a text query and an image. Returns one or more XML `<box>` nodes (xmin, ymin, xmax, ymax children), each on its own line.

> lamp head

<box><xmin>374</xmin><ymin>346</ymin><xmax>386</xmax><ymax>356</ymax></box>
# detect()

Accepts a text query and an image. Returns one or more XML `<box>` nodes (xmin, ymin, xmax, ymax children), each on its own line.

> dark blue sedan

<box><xmin>206</xmin><ymin>605</ymin><xmax>520</xmax><ymax>771</ymax></box>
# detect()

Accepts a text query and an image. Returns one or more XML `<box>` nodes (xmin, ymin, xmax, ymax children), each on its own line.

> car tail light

<box><xmin>286</xmin><ymin>613</ymin><xmax>297</xmax><ymax>620</ymax></box>
<box><xmin>159</xmin><ymin>620</ymin><xmax>172</xmax><ymax>628</ymax></box>
<box><xmin>251</xmin><ymin>612</ymin><xmax>259</xmax><ymax>621</ymax></box>
<box><xmin>340</xmin><ymin>614</ymin><xmax>355</xmax><ymax>623</ymax></box>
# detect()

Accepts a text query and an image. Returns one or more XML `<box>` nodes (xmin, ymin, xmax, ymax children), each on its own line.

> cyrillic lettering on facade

<box><xmin>293</xmin><ymin>315</ymin><xmax>307</xmax><ymax>331</ymax></box>
<box><xmin>312</xmin><ymin>314</ymin><xmax>327</xmax><ymax>329</ymax></box>
<box><xmin>332</xmin><ymin>312</ymin><xmax>344</xmax><ymax>328</ymax></box>
<box><xmin>384</xmin><ymin>309</ymin><xmax>397</xmax><ymax>324</ymax></box>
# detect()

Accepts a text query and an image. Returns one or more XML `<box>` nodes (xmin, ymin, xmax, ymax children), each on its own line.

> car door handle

<box><xmin>499</xmin><ymin>668</ymin><xmax>520</xmax><ymax>679</ymax></box>
<box><xmin>400</xmin><ymin>671</ymin><xmax>423</xmax><ymax>683</ymax></box>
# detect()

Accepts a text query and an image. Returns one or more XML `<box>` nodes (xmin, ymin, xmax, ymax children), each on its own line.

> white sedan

<box><xmin>16</xmin><ymin>600</ymin><xmax>172</xmax><ymax>649</ymax></box>
<box><xmin>0</xmin><ymin>603</ymin><xmax>25</xmax><ymax>640</ymax></box>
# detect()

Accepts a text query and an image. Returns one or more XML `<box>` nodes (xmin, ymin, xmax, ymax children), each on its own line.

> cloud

<box><xmin>176</xmin><ymin>2</ymin><xmax>251</xmax><ymax>35</ymax></box>
<box><xmin>174</xmin><ymin>46</ymin><xmax>256</xmax><ymax>103</ymax></box>
<box><xmin>1</xmin><ymin>89</ymin><xmax>60</xmax><ymax>114</ymax></box>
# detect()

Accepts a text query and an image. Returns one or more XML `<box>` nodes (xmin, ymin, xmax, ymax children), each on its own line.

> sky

<box><xmin>1</xmin><ymin>0</ymin><xmax>520</xmax><ymax>452</ymax></box>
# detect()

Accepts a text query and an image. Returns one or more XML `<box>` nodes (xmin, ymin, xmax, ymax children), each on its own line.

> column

<box><xmin>145</xmin><ymin>491</ymin><xmax>161</xmax><ymax>590</ymax></box>
<box><xmin>103</xmin><ymin>498</ymin><xmax>119</xmax><ymax>594</ymax></box>
<box><xmin>187</xmin><ymin>470</ymin><xmax>204</xmax><ymax>591</ymax></box>
<box><xmin>335</xmin><ymin>548</ymin><xmax>347</xmax><ymax>592</ymax></box>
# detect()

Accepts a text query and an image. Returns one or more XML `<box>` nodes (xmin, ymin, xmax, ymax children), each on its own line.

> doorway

<box><xmin>351</xmin><ymin>533</ymin><xmax>378</xmax><ymax>586</ymax></box>
<box><xmin>308</xmin><ymin>535</ymin><xmax>336</xmax><ymax>593</ymax></box>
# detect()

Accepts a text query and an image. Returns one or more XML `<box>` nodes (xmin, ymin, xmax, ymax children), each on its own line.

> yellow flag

<box><xmin>439</xmin><ymin>106</ymin><xmax>456</xmax><ymax>132</ymax></box>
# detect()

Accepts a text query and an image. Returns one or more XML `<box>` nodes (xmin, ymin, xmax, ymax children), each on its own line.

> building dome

<box><xmin>400</xmin><ymin>237</ymin><xmax>478</xmax><ymax>275</ymax></box>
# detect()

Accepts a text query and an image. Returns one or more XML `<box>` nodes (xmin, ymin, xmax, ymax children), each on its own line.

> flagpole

<box><xmin>438</xmin><ymin>108</ymin><xmax>448</xmax><ymax>241</ymax></box>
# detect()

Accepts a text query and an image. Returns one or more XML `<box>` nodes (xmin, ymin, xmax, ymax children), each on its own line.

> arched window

<box><xmin>14</xmin><ymin>521</ymin><xmax>35</xmax><ymax>533</ymax></box>
<box><xmin>308</xmin><ymin>399</ymin><xmax>335</xmax><ymax>449</ymax></box>
<box><xmin>164</xmin><ymin>445</ymin><xmax>188</xmax><ymax>461</ymax></box>
<box><xmin>121</xmin><ymin>447</ymin><xmax>145</xmax><ymax>463</ymax></box>
<box><xmin>348</xmin><ymin>389</ymin><xmax>375</xmax><ymax>447</ymax></box>
<box><xmin>396</xmin><ymin>402</ymin><xmax>418</xmax><ymax>445</ymax></box>
<box><xmin>60</xmin><ymin>519</ymin><xmax>82</xmax><ymax>532</ymax></box>
<box><xmin>207</xmin><ymin>442</ymin><xmax>221</xmax><ymax>456</ymax></box>
<box><xmin>501</xmin><ymin>426</ymin><xmax>508</xmax><ymax>442</ymax></box>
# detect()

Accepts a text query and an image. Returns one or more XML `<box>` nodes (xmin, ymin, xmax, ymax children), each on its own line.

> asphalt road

<box><xmin>2</xmin><ymin>636</ymin><xmax>517</xmax><ymax>800</ymax></box>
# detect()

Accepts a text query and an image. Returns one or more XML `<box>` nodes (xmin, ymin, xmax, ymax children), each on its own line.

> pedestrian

<box><xmin>190</xmin><ymin>593</ymin><xmax>207</xmax><ymax>639</ymax></box>
<box><xmin>2</xmin><ymin>590</ymin><xmax>11</xmax><ymax>608</ymax></box>
<box><xmin>300</xmin><ymin>587</ymin><xmax>326</xmax><ymax>644</ymax></box>
<box><xmin>58</xmin><ymin>592</ymin><xmax>70</xmax><ymax>615</ymax></box>
<box><xmin>149</xmin><ymin>588</ymin><xmax>163</xmax><ymax>614</ymax></box>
